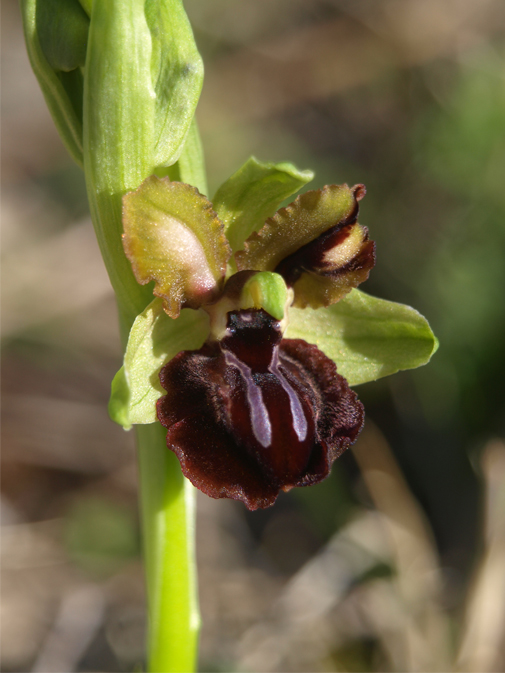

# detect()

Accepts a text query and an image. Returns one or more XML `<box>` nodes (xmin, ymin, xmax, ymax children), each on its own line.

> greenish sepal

<box><xmin>21</xmin><ymin>0</ymin><xmax>84</xmax><ymax>166</ymax></box>
<box><xmin>109</xmin><ymin>366</ymin><xmax>132</xmax><ymax>430</ymax></box>
<box><xmin>286</xmin><ymin>289</ymin><xmax>439</xmax><ymax>386</ymax></box>
<box><xmin>240</xmin><ymin>272</ymin><xmax>289</xmax><ymax>321</ymax></box>
<box><xmin>146</xmin><ymin>0</ymin><xmax>204</xmax><ymax>168</ymax></box>
<box><xmin>36</xmin><ymin>0</ymin><xmax>89</xmax><ymax>72</ymax></box>
<box><xmin>213</xmin><ymin>156</ymin><xmax>314</xmax><ymax>253</ymax></box>
<box><xmin>109</xmin><ymin>298</ymin><xmax>210</xmax><ymax>428</ymax></box>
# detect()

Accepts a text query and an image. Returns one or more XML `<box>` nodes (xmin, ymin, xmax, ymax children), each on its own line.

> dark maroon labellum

<box><xmin>157</xmin><ymin>309</ymin><xmax>364</xmax><ymax>510</ymax></box>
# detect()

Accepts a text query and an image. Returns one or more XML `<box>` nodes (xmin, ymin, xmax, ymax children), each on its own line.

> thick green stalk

<box><xmin>83</xmin><ymin>0</ymin><xmax>155</xmax><ymax>328</ymax></box>
<box><xmin>82</xmin><ymin>3</ymin><xmax>203</xmax><ymax>670</ymax></box>
<box><xmin>23</xmin><ymin>0</ymin><xmax>205</xmax><ymax>666</ymax></box>
<box><xmin>137</xmin><ymin>424</ymin><xmax>199</xmax><ymax>672</ymax></box>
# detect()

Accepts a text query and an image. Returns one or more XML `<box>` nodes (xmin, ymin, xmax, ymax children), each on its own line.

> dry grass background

<box><xmin>2</xmin><ymin>1</ymin><xmax>505</xmax><ymax>671</ymax></box>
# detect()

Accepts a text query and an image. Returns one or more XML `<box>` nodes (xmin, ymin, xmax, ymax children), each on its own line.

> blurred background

<box><xmin>2</xmin><ymin>0</ymin><xmax>505</xmax><ymax>670</ymax></box>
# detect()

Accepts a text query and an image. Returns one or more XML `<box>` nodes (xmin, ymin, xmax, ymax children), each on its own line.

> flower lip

<box><xmin>157</xmin><ymin>306</ymin><xmax>364</xmax><ymax>510</ymax></box>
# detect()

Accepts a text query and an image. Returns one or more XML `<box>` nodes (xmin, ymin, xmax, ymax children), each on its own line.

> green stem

<box><xmin>137</xmin><ymin>424</ymin><xmax>199</xmax><ymax>672</ymax></box>
<box><xmin>23</xmin><ymin>0</ymin><xmax>205</xmax><ymax>665</ymax></box>
<box><xmin>82</xmin><ymin>4</ymin><xmax>204</xmax><ymax>669</ymax></box>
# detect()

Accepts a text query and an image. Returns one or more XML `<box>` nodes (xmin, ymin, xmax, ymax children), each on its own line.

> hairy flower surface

<box><xmin>157</xmin><ymin>307</ymin><xmax>363</xmax><ymax>509</ymax></box>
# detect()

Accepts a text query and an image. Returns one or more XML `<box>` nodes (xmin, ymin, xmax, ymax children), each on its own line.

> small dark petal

<box><xmin>157</xmin><ymin>310</ymin><xmax>364</xmax><ymax>510</ymax></box>
<box><xmin>274</xmin><ymin>201</ymin><xmax>365</xmax><ymax>286</ymax></box>
<box><xmin>326</xmin><ymin>238</ymin><xmax>376</xmax><ymax>279</ymax></box>
<box><xmin>267</xmin><ymin>183</ymin><xmax>375</xmax><ymax>309</ymax></box>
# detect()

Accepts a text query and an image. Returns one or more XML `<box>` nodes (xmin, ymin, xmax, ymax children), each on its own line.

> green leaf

<box><xmin>158</xmin><ymin>118</ymin><xmax>208</xmax><ymax>196</ymax></box>
<box><xmin>36</xmin><ymin>0</ymin><xmax>89</xmax><ymax>72</ymax></box>
<box><xmin>83</xmin><ymin>0</ymin><xmax>158</xmax><ymax>326</ymax></box>
<box><xmin>213</xmin><ymin>157</ymin><xmax>314</xmax><ymax>253</ymax></box>
<box><xmin>109</xmin><ymin>298</ymin><xmax>210</xmax><ymax>428</ymax></box>
<box><xmin>146</xmin><ymin>0</ymin><xmax>204</xmax><ymax>168</ymax></box>
<box><xmin>21</xmin><ymin>0</ymin><xmax>84</xmax><ymax>166</ymax></box>
<box><xmin>286</xmin><ymin>289</ymin><xmax>438</xmax><ymax>386</ymax></box>
<box><xmin>122</xmin><ymin>176</ymin><xmax>231</xmax><ymax>318</ymax></box>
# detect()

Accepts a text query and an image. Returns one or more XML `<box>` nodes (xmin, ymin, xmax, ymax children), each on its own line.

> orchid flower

<box><xmin>22</xmin><ymin>0</ymin><xmax>438</xmax><ymax>665</ymax></box>
<box><xmin>109</xmin><ymin>161</ymin><xmax>438</xmax><ymax>510</ymax></box>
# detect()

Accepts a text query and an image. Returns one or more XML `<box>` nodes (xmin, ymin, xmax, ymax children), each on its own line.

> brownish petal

<box><xmin>235</xmin><ymin>184</ymin><xmax>361</xmax><ymax>273</ymax></box>
<box><xmin>236</xmin><ymin>183</ymin><xmax>374</xmax><ymax>309</ymax></box>
<box><xmin>122</xmin><ymin>177</ymin><xmax>231</xmax><ymax>318</ymax></box>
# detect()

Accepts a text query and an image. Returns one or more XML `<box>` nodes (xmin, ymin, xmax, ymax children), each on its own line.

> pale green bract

<box><xmin>23</xmin><ymin>0</ymin><xmax>203</xmax><ymax>172</ymax></box>
<box><xmin>110</xmin><ymin>288</ymin><xmax>438</xmax><ymax>429</ymax></box>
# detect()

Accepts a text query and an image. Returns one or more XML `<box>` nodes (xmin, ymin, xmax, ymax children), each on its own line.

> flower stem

<box><xmin>82</xmin><ymin>3</ymin><xmax>205</xmax><ymax>665</ymax></box>
<box><xmin>22</xmin><ymin>0</ymin><xmax>205</xmax><ymax>665</ymax></box>
<box><xmin>136</xmin><ymin>424</ymin><xmax>200</xmax><ymax>672</ymax></box>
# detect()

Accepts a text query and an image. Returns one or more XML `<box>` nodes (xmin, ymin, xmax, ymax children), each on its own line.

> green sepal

<box><xmin>109</xmin><ymin>298</ymin><xmax>210</xmax><ymax>428</ymax></box>
<box><xmin>213</xmin><ymin>157</ymin><xmax>314</xmax><ymax>254</ymax></box>
<box><xmin>36</xmin><ymin>0</ymin><xmax>89</xmax><ymax>72</ymax></box>
<box><xmin>146</xmin><ymin>0</ymin><xmax>204</xmax><ymax>168</ymax></box>
<box><xmin>286</xmin><ymin>289</ymin><xmax>438</xmax><ymax>386</ymax></box>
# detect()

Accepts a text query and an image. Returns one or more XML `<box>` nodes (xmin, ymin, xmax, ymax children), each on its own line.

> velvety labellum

<box><xmin>157</xmin><ymin>309</ymin><xmax>364</xmax><ymax>510</ymax></box>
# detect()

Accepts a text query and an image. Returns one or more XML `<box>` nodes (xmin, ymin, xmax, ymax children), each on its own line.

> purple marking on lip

<box><xmin>224</xmin><ymin>349</ymin><xmax>272</xmax><ymax>448</ymax></box>
<box><xmin>270</xmin><ymin>349</ymin><xmax>308</xmax><ymax>443</ymax></box>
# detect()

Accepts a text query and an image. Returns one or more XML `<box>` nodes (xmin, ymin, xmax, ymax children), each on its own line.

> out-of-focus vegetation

<box><xmin>2</xmin><ymin>0</ymin><xmax>505</xmax><ymax>671</ymax></box>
